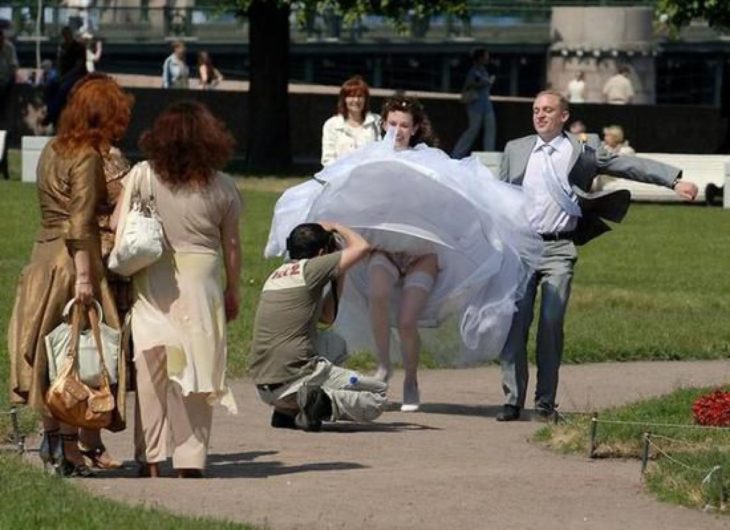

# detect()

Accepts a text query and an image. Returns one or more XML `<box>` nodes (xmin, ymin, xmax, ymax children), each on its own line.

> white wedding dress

<box><xmin>265</xmin><ymin>132</ymin><xmax>543</xmax><ymax>365</ymax></box>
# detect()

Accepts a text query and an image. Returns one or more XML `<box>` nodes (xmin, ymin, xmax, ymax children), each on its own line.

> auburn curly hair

<box><xmin>54</xmin><ymin>73</ymin><xmax>133</xmax><ymax>156</ymax></box>
<box><xmin>139</xmin><ymin>100</ymin><xmax>235</xmax><ymax>187</ymax></box>
<box><xmin>380</xmin><ymin>95</ymin><xmax>438</xmax><ymax>147</ymax></box>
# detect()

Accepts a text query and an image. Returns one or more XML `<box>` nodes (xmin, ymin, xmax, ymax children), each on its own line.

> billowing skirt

<box><xmin>265</xmin><ymin>140</ymin><xmax>543</xmax><ymax>365</ymax></box>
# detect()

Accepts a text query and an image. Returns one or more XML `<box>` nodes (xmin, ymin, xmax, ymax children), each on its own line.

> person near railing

<box><xmin>452</xmin><ymin>47</ymin><xmax>496</xmax><ymax>158</ymax></box>
<box><xmin>43</xmin><ymin>26</ymin><xmax>87</xmax><ymax>129</ymax></box>
<box><xmin>566</xmin><ymin>72</ymin><xmax>586</xmax><ymax>104</ymax></box>
<box><xmin>197</xmin><ymin>51</ymin><xmax>223</xmax><ymax>90</ymax></box>
<box><xmin>82</xmin><ymin>32</ymin><xmax>103</xmax><ymax>73</ymax></box>
<box><xmin>603</xmin><ymin>65</ymin><xmax>634</xmax><ymax>105</ymax></box>
<box><xmin>162</xmin><ymin>40</ymin><xmax>189</xmax><ymax>89</ymax></box>
<box><xmin>0</xmin><ymin>29</ymin><xmax>19</xmax><ymax>125</ymax></box>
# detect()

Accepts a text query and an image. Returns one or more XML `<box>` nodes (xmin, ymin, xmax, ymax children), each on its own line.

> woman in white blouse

<box><xmin>321</xmin><ymin>76</ymin><xmax>381</xmax><ymax>166</ymax></box>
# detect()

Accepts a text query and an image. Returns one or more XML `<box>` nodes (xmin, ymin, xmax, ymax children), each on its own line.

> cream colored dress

<box><xmin>117</xmin><ymin>162</ymin><xmax>241</xmax><ymax>413</ymax></box>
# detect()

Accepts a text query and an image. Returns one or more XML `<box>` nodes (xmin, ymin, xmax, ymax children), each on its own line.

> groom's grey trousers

<box><xmin>500</xmin><ymin>239</ymin><xmax>577</xmax><ymax>409</ymax></box>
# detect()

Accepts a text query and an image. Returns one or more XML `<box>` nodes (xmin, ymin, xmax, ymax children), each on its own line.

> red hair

<box><xmin>54</xmin><ymin>74</ymin><xmax>133</xmax><ymax>156</ymax></box>
<box><xmin>336</xmin><ymin>75</ymin><xmax>371</xmax><ymax>118</ymax></box>
<box><xmin>139</xmin><ymin>100</ymin><xmax>235</xmax><ymax>187</ymax></box>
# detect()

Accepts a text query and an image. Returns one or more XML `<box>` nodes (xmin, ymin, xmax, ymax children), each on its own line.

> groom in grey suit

<box><xmin>496</xmin><ymin>89</ymin><xmax>697</xmax><ymax>422</ymax></box>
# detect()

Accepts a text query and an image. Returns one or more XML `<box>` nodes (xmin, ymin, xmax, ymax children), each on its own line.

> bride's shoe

<box><xmin>373</xmin><ymin>364</ymin><xmax>392</xmax><ymax>383</ymax></box>
<box><xmin>401</xmin><ymin>380</ymin><xmax>420</xmax><ymax>412</ymax></box>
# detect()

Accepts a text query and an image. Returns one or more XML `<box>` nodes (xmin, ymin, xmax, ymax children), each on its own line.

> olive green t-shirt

<box><xmin>248</xmin><ymin>252</ymin><xmax>341</xmax><ymax>385</ymax></box>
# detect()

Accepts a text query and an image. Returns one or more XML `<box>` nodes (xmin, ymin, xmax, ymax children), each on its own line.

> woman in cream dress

<box><xmin>114</xmin><ymin>101</ymin><xmax>242</xmax><ymax>478</ymax></box>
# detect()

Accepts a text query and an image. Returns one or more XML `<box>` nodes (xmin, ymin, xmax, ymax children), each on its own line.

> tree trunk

<box><xmin>246</xmin><ymin>1</ymin><xmax>291</xmax><ymax>173</ymax></box>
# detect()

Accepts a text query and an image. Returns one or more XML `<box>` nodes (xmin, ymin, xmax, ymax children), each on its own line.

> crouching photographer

<box><xmin>249</xmin><ymin>222</ymin><xmax>387</xmax><ymax>431</ymax></box>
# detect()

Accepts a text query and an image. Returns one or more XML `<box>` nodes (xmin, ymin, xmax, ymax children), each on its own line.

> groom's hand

<box><xmin>673</xmin><ymin>181</ymin><xmax>698</xmax><ymax>201</ymax></box>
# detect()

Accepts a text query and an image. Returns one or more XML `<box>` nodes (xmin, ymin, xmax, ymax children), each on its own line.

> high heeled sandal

<box><xmin>56</xmin><ymin>433</ymin><xmax>95</xmax><ymax>478</ymax></box>
<box><xmin>137</xmin><ymin>462</ymin><xmax>161</xmax><ymax>478</ymax></box>
<box><xmin>39</xmin><ymin>429</ymin><xmax>61</xmax><ymax>472</ymax></box>
<box><xmin>78</xmin><ymin>442</ymin><xmax>122</xmax><ymax>470</ymax></box>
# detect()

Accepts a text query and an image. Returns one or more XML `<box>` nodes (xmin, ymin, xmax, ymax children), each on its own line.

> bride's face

<box><xmin>386</xmin><ymin>110</ymin><xmax>418</xmax><ymax>150</ymax></box>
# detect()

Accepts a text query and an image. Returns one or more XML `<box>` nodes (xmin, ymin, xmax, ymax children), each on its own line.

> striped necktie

<box><xmin>539</xmin><ymin>144</ymin><xmax>582</xmax><ymax>218</ymax></box>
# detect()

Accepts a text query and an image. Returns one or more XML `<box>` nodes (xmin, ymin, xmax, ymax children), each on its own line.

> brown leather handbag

<box><xmin>46</xmin><ymin>301</ymin><xmax>115</xmax><ymax>430</ymax></box>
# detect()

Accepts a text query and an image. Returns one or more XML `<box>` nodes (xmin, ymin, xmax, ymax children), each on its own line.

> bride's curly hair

<box><xmin>380</xmin><ymin>95</ymin><xmax>438</xmax><ymax>147</ymax></box>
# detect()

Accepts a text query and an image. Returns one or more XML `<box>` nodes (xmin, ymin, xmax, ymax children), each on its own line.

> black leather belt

<box><xmin>540</xmin><ymin>231</ymin><xmax>574</xmax><ymax>241</ymax></box>
<box><xmin>257</xmin><ymin>382</ymin><xmax>285</xmax><ymax>392</ymax></box>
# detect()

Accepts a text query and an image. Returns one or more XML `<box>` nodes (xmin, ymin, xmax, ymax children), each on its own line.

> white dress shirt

<box><xmin>522</xmin><ymin>134</ymin><xmax>579</xmax><ymax>234</ymax></box>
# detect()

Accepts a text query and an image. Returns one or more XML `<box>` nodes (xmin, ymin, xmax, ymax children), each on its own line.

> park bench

<box><xmin>473</xmin><ymin>151</ymin><xmax>730</xmax><ymax>204</ymax></box>
<box><xmin>21</xmin><ymin>136</ymin><xmax>52</xmax><ymax>183</ymax></box>
<box><xmin>0</xmin><ymin>130</ymin><xmax>8</xmax><ymax>180</ymax></box>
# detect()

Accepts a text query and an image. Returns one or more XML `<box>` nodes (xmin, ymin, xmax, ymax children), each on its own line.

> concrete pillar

<box><xmin>547</xmin><ymin>7</ymin><xmax>656</xmax><ymax>104</ymax></box>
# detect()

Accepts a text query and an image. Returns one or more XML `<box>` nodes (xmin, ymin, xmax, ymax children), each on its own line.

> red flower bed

<box><xmin>692</xmin><ymin>390</ymin><xmax>730</xmax><ymax>427</ymax></box>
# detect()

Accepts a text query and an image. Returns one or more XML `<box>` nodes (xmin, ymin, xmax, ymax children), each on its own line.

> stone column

<box><xmin>548</xmin><ymin>6</ymin><xmax>656</xmax><ymax>104</ymax></box>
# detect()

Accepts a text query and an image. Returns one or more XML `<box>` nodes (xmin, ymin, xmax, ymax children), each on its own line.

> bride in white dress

<box><xmin>265</xmin><ymin>95</ymin><xmax>542</xmax><ymax>412</ymax></box>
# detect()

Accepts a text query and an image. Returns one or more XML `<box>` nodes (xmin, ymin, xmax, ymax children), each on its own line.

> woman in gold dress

<box><xmin>7</xmin><ymin>74</ymin><xmax>133</xmax><ymax>476</ymax></box>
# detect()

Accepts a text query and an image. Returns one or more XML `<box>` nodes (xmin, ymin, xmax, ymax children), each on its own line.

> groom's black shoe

<box><xmin>533</xmin><ymin>403</ymin><xmax>557</xmax><ymax>422</ymax></box>
<box><xmin>496</xmin><ymin>404</ymin><xmax>521</xmax><ymax>422</ymax></box>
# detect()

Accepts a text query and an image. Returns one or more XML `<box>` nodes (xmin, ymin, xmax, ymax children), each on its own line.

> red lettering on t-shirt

<box><xmin>271</xmin><ymin>261</ymin><xmax>302</xmax><ymax>280</ymax></box>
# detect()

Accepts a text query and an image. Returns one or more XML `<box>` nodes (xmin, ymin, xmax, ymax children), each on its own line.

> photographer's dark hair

<box><xmin>286</xmin><ymin>223</ymin><xmax>337</xmax><ymax>260</ymax></box>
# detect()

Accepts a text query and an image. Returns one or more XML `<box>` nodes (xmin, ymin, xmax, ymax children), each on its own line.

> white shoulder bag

<box><xmin>108</xmin><ymin>163</ymin><xmax>166</xmax><ymax>277</ymax></box>
<box><xmin>45</xmin><ymin>299</ymin><xmax>120</xmax><ymax>388</ymax></box>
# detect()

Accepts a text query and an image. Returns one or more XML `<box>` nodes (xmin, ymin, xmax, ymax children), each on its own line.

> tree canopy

<box><xmin>656</xmin><ymin>0</ymin><xmax>730</xmax><ymax>31</ymax></box>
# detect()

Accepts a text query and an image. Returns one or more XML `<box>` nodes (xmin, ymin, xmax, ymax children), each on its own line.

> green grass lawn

<box><xmin>535</xmin><ymin>386</ymin><xmax>730</xmax><ymax>513</ymax></box>
<box><xmin>2</xmin><ymin>149</ymin><xmax>730</xmax><ymax>521</ymax></box>
<box><xmin>0</xmin><ymin>453</ymin><xmax>253</xmax><ymax>529</ymax></box>
<box><xmin>3</xmin><ymin>164</ymin><xmax>730</xmax><ymax>430</ymax></box>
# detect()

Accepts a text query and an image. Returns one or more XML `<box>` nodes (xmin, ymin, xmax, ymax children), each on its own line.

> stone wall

<box><xmin>548</xmin><ymin>7</ymin><xmax>656</xmax><ymax>104</ymax></box>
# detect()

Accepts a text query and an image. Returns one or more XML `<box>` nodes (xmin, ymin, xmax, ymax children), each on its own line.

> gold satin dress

<box><xmin>7</xmin><ymin>140</ymin><xmax>126</xmax><ymax>430</ymax></box>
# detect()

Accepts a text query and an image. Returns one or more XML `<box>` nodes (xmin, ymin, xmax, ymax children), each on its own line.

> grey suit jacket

<box><xmin>499</xmin><ymin>132</ymin><xmax>682</xmax><ymax>245</ymax></box>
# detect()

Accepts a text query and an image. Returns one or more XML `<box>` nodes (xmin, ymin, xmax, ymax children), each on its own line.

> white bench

<box><xmin>0</xmin><ymin>130</ymin><xmax>7</xmax><ymax>179</ymax></box>
<box><xmin>22</xmin><ymin>136</ymin><xmax>53</xmax><ymax>183</ymax></box>
<box><xmin>473</xmin><ymin>151</ymin><xmax>730</xmax><ymax>204</ymax></box>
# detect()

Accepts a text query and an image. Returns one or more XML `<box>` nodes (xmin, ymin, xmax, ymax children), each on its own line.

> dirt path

<box><xmin>75</xmin><ymin>361</ymin><xmax>730</xmax><ymax>529</ymax></box>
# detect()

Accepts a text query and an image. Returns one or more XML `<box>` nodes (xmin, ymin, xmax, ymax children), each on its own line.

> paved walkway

<box><xmin>77</xmin><ymin>360</ymin><xmax>729</xmax><ymax>529</ymax></box>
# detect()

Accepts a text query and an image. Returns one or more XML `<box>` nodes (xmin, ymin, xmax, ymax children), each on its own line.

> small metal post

<box><xmin>718</xmin><ymin>467</ymin><xmax>726</xmax><ymax>510</ymax></box>
<box><xmin>588</xmin><ymin>413</ymin><xmax>598</xmax><ymax>458</ymax></box>
<box><xmin>9</xmin><ymin>407</ymin><xmax>24</xmax><ymax>454</ymax></box>
<box><xmin>640</xmin><ymin>432</ymin><xmax>650</xmax><ymax>474</ymax></box>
